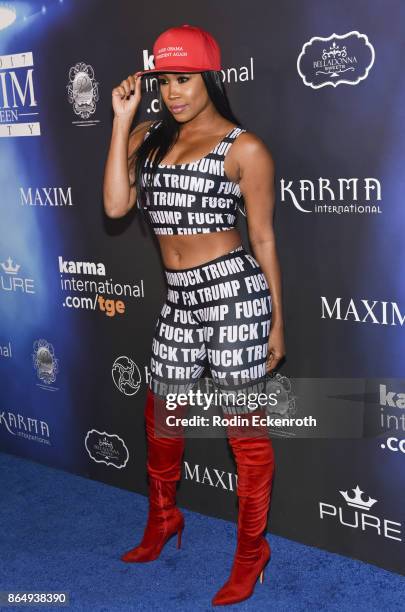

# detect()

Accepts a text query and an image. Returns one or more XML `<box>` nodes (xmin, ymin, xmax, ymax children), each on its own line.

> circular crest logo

<box><xmin>32</xmin><ymin>338</ymin><xmax>59</xmax><ymax>385</ymax></box>
<box><xmin>112</xmin><ymin>355</ymin><xmax>142</xmax><ymax>396</ymax></box>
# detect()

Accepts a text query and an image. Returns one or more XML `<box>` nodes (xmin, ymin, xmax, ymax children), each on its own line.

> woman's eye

<box><xmin>158</xmin><ymin>76</ymin><xmax>189</xmax><ymax>85</ymax></box>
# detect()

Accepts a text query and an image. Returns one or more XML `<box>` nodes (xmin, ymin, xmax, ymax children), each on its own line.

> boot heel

<box><xmin>259</xmin><ymin>552</ymin><xmax>270</xmax><ymax>584</ymax></box>
<box><xmin>259</xmin><ymin>568</ymin><xmax>264</xmax><ymax>584</ymax></box>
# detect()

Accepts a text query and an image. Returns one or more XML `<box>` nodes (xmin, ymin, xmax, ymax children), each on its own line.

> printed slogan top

<box><xmin>139</xmin><ymin>120</ymin><xmax>247</xmax><ymax>235</ymax></box>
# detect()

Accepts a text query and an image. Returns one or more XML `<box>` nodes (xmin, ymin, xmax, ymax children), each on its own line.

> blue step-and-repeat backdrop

<box><xmin>0</xmin><ymin>0</ymin><xmax>404</xmax><ymax>575</ymax></box>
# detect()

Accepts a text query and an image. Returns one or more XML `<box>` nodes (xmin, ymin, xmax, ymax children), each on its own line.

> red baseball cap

<box><xmin>135</xmin><ymin>24</ymin><xmax>222</xmax><ymax>77</ymax></box>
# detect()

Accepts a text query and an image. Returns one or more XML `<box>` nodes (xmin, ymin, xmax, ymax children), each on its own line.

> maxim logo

<box><xmin>58</xmin><ymin>256</ymin><xmax>106</xmax><ymax>276</ymax></box>
<box><xmin>0</xmin><ymin>51</ymin><xmax>40</xmax><ymax>137</ymax></box>
<box><xmin>20</xmin><ymin>187</ymin><xmax>73</xmax><ymax>207</ymax></box>
<box><xmin>321</xmin><ymin>297</ymin><xmax>404</xmax><ymax>326</ymax></box>
<box><xmin>184</xmin><ymin>461</ymin><xmax>237</xmax><ymax>491</ymax></box>
<box><xmin>0</xmin><ymin>257</ymin><xmax>35</xmax><ymax>293</ymax></box>
<box><xmin>297</xmin><ymin>31</ymin><xmax>375</xmax><ymax>89</ymax></box>
<box><xmin>280</xmin><ymin>177</ymin><xmax>381</xmax><ymax>214</ymax></box>
<box><xmin>319</xmin><ymin>485</ymin><xmax>402</xmax><ymax>542</ymax></box>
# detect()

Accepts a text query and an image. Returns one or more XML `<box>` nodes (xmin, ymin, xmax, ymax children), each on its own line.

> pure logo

<box><xmin>319</xmin><ymin>485</ymin><xmax>402</xmax><ymax>542</ymax></box>
<box><xmin>0</xmin><ymin>257</ymin><xmax>35</xmax><ymax>294</ymax></box>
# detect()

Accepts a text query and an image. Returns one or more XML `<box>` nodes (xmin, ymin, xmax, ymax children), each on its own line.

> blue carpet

<box><xmin>0</xmin><ymin>451</ymin><xmax>404</xmax><ymax>612</ymax></box>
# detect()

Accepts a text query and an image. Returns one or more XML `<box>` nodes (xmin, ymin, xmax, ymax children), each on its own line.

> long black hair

<box><xmin>129</xmin><ymin>71</ymin><xmax>242</xmax><ymax>212</ymax></box>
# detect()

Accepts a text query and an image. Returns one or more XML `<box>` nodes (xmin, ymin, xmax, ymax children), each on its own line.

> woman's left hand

<box><xmin>266</xmin><ymin>325</ymin><xmax>286</xmax><ymax>373</ymax></box>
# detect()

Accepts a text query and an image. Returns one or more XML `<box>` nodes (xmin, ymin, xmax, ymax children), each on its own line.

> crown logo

<box><xmin>99</xmin><ymin>436</ymin><xmax>113</xmax><ymax>449</ymax></box>
<box><xmin>322</xmin><ymin>42</ymin><xmax>347</xmax><ymax>60</ymax></box>
<box><xmin>1</xmin><ymin>256</ymin><xmax>20</xmax><ymax>275</ymax></box>
<box><xmin>339</xmin><ymin>485</ymin><xmax>377</xmax><ymax>510</ymax></box>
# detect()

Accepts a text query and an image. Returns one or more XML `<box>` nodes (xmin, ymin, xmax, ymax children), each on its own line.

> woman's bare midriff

<box><xmin>157</xmin><ymin>228</ymin><xmax>243</xmax><ymax>270</ymax></box>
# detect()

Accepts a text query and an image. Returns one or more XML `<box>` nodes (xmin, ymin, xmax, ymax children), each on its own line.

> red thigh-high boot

<box><xmin>121</xmin><ymin>387</ymin><xmax>186</xmax><ymax>563</ymax></box>
<box><xmin>212</xmin><ymin>417</ymin><xmax>275</xmax><ymax>606</ymax></box>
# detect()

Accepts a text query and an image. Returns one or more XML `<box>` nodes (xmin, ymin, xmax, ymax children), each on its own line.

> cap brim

<box><xmin>135</xmin><ymin>66</ymin><xmax>212</xmax><ymax>77</ymax></box>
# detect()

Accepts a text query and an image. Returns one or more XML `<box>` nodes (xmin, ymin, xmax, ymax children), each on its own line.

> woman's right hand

<box><xmin>112</xmin><ymin>72</ymin><xmax>142</xmax><ymax>121</ymax></box>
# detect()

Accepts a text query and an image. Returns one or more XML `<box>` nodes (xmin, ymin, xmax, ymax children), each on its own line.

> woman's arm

<box><xmin>236</xmin><ymin>133</ymin><xmax>286</xmax><ymax>371</ymax></box>
<box><xmin>103</xmin><ymin>71</ymin><xmax>152</xmax><ymax>218</ymax></box>
<box><xmin>103</xmin><ymin>117</ymin><xmax>152</xmax><ymax>218</ymax></box>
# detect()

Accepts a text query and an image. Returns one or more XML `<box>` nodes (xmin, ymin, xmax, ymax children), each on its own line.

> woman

<box><xmin>103</xmin><ymin>24</ymin><xmax>285</xmax><ymax>607</ymax></box>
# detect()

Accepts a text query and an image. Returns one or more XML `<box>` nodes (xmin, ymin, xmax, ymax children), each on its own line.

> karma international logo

<box><xmin>297</xmin><ymin>31</ymin><xmax>375</xmax><ymax>89</ymax></box>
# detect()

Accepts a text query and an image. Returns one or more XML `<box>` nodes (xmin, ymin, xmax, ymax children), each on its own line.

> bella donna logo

<box><xmin>297</xmin><ymin>31</ymin><xmax>375</xmax><ymax>89</ymax></box>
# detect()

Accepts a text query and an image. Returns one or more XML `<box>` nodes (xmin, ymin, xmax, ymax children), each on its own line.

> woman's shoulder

<box><xmin>229</xmin><ymin>125</ymin><xmax>270</xmax><ymax>153</ymax></box>
<box><xmin>227</xmin><ymin>125</ymin><xmax>274</xmax><ymax>167</ymax></box>
<box><xmin>228</xmin><ymin>124</ymin><xmax>259</xmax><ymax>141</ymax></box>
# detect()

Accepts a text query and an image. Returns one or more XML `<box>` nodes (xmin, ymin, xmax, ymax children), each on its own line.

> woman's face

<box><xmin>157</xmin><ymin>73</ymin><xmax>211</xmax><ymax>122</ymax></box>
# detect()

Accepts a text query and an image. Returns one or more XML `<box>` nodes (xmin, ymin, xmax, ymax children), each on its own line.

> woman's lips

<box><xmin>171</xmin><ymin>104</ymin><xmax>188</xmax><ymax>114</ymax></box>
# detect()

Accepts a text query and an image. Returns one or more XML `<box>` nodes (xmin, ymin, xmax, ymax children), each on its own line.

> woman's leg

<box><xmin>122</xmin><ymin>288</ymin><xmax>206</xmax><ymax>563</ymax></box>
<box><xmin>184</xmin><ymin>246</ymin><xmax>276</xmax><ymax>604</ymax></box>
<box><xmin>212</xmin><ymin>420</ymin><xmax>275</xmax><ymax>605</ymax></box>
<box><xmin>121</xmin><ymin>385</ymin><xmax>187</xmax><ymax>563</ymax></box>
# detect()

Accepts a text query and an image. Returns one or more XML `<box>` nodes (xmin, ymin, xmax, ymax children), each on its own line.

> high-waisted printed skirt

<box><xmin>149</xmin><ymin>245</ymin><xmax>272</xmax><ymax>399</ymax></box>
